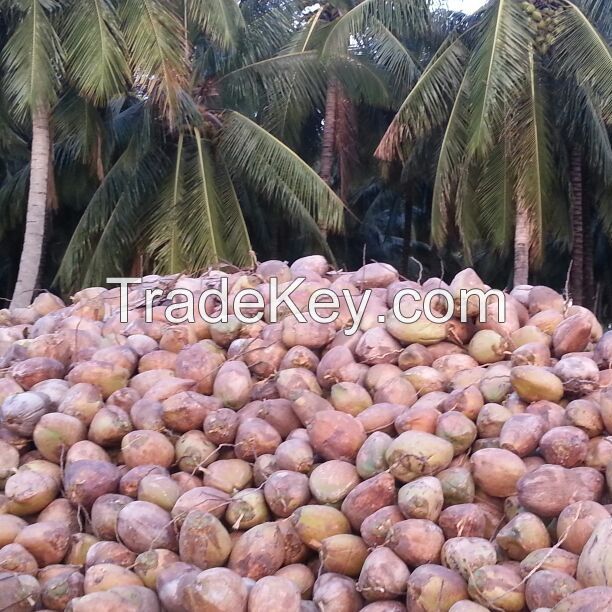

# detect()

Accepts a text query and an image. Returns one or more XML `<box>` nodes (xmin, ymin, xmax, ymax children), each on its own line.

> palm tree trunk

<box><xmin>402</xmin><ymin>192</ymin><xmax>413</xmax><ymax>277</ymax></box>
<box><xmin>583</xmin><ymin>192</ymin><xmax>594</xmax><ymax>310</ymax></box>
<box><xmin>320</xmin><ymin>80</ymin><xmax>339</xmax><ymax>185</ymax></box>
<box><xmin>513</xmin><ymin>201</ymin><xmax>530</xmax><ymax>287</ymax></box>
<box><xmin>337</xmin><ymin>93</ymin><xmax>357</xmax><ymax>203</ymax></box>
<box><xmin>11</xmin><ymin>106</ymin><xmax>51</xmax><ymax>309</ymax></box>
<box><xmin>570</xmin><ymin>147</ymin><xmax>583</xmax><ymax>306</ymax></box>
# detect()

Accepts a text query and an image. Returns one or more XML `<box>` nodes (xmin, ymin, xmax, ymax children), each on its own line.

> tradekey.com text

<box><xmin>107</xmin><ymin>276</ymin><xmax>506</xmax><ymax>336</ymax></box>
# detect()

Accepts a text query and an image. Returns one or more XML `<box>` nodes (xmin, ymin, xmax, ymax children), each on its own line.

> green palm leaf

<box><xmin>62</xmin><ymin>0</ymin><xmax>130</xmax><ymax>104</ymax></box>
<box><xmin>466</xmin><ymin>0</ymin><xmax>533</xmax><ymax>157</ymax></box>
<box><xmin>476</xmin><ymin>137</ymin><xmax>514</xmax><ymax>255</ymax></box>
<box><xmin>120</xmin><ymin>0</ymin><xmax>189</xmax><ymax>125</ymax></box>
<box><xmin>322</xmin><ymin>0</ymin><xmax>429</xmax><ymax>58</ymax></box>
<box><xmin>1</xmin><ymin>0</ymin><xmax>63</xmax><ymax>122</ymax></box>
<box><xmin>218</xmin><ymin>52</ymin><xmax>326</xmax><ymax>113</ymax></box>
<box><xmin>375</xmin><ymin>36</ymin><xmax>469</xmax><ymax>161</ymax></box>
<box><xmin>365</xmin><ymin>20</ymin><xmax>421</xmax><ymax>99</ymax></box>
<box><xmin>553</xmin><ymin>0</ymin><xmax>612</xmax><ymax>121</ymax></box>
<box><xmin>431</xmin><ymin>71</ymin><xmax>471</xmax><ymax>247</ymax></box>
<box><xmin>510</xmin><ymin>51</ymin><xmax>556</xmax><ymax>263</ymax></box>
<box><xmin>186</xmin><ymin>0</ymin><xmax>245</xmax><ymax>51</ymax></box>
<box><xmin>218</xmin><ymin>111</ymin><xmax>346</xmax><ymax>233</ymax></box>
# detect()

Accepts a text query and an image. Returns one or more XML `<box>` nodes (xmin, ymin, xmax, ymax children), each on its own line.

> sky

<box><xmin>443</xmin><ymin>0</ymin><xmax>485</xmax><ymax>14</ymax></box>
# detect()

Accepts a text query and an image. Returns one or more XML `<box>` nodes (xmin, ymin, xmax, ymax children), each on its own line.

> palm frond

<box><xmin>55</xmin><ymin>125</ymin><xmax>167</xmax><ymax>292</ymax></box>
<box><xmin>218</xmin><ymin>52</ymin><xmax>326</xmax><ymax>113</ymax></box>
<box><xmin>466</xmin><ymin>0</ymin><xmax>532</xmax><ymax>157</ymax></box>
<box><xmin>62</xmin><ymin>0</ymin><xmax>130</xmax><ymax>104</ymax></box>
<box><xmin>510</xmin><ymin>51</ymin><xmax>556</xmax><ymax>264</ymax></box>
<box><xmin>476</xmin><ymin>137</ymin><xmax>514</xmax><ymax>254</ymax></box>
<box><xmin>214</xmin><ymin>154</ymin><xmax>253</xmax><ymax>267</ymax></box>
<box><xmin>144</xmin><ymin>133</ymin><xmax>187</xmax><ymax>273</ymax></box>
<box><xmin>431</xmin><ymin>70</ymin><xmax>471</xmax><ymax>247</ymax></box>
<box><xmin>364</xmin><ymin>20</ymin><xmax>421</xmax><ymax>100</ymax></box>
<box><xmin>218</xmin><ymin>111</ymin><xmax>346</xmax><ymax>233</ymax></box>
<box><xmin>375</xmin><ymin>36</ymin><xmax>469</xmax><ymax>161</ymax></box>
<box><xmin>120</xmin><ymin>0</ymin><xmax>189</xmax><ymax>125</ymax></box>
<box><xmin>326</xmin><ymin>54</ymin><xmax>391</xmax><ymax>108</ymax></box>
<box><xmin>322</xmin><ymin>0</ymin><xmax>429</xmax><ymax>58</ymax></box>
<box><xmin>187</xmin><ymin>0</ymin><xmax>245</xmax><ymax>51</ymax></box>
<box><xmin>1</xmin><ymin>0</ymin><xmax>63</xmax><ymax>121</ymax></box>
<box><xmin>553</xmin><ymin>0</ymin><xmax>612</xmax><ymax>121</ymax></box>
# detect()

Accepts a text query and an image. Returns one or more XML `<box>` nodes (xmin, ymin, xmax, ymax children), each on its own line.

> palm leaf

<box><xmin>218</xmin><ymin>52</ymin><xmax>326</xmax><ymax>113</ymax></box>
<box><xmin>375</xmin><ymin>36</ymin><xmax>469</xmax><ymax>161</ymax></box>
<box><xmin>61</xmin><ymin>0</ymin><xmax>130</xmax><ymax>104</ymax></box>
<box><xmin>510</xmin><ymin>51</ymin><xmax>556</xmax><ymax>264</ymax></box>
<box><xmin>364</xmin><ymin>20</ymin><xmax>421</xmax><ymax>99</ymax></box>
<box><xmin>431</xmin><ymin>70</ymin><xmax>471</xmax><ymax>247</ymax></box>
<box><xmin>55</xmin><ymin>124</ymin><xmax>166</xmax><ymax>292</ymax></box>
<box><xmin>326</xmin><ymin>54</ymin><xmax>392</xmax><ymax>108</ymax></box>
<box><xmin>553</xmin><ymin>0</ymin><xmax>612</xmax><ymax>121</ymax></box>
<box><xmin>218</xmin><ymin>111</ymin><xmax>346</xmax><ymax>233</ymax></box>
<box><xmin>186</xmin><ymin>0</ymin><xmax>245</xmax><ymax>51</ymax></box>
<box><xmin>466</xmin><ymin>0</ymin><xmax>533</xmax><ymax>157</ymax></box>
<box><xmin>322</xmin><ymin>0</ymin><xmax>429</xmax><ymax>58</ymax></box>
<box><xmin>144</xmin><ymin>133</ymin><xmax>187</xmax><ymax>273</ymax></box>
<box><xmin>476</xmin><ymin>137</ymin><xmax>514</xmax><ymax>254</ymax></box>
<box><xmin>120</xmin><ymin>0</ymin><xmax>189</xmax><ymax>125</ymax></box>
<box><xmin>1</xmin><ymin>0</ymin><xmax>63</xmax><ymax>122</ymax></box>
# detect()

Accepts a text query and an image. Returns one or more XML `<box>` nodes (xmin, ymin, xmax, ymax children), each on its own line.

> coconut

<box><xmin>63</xmin><ymin>460</ymin><xmax>120</xmax><ymax>510</ymax></box>
<box><xmin>395</xmin><ymin>405</ymin><xmax>440</xmax><ymax>435</ymax></box>
<box><xmin>520</xmin><ymin>548</ymin><xmax>579</xmax><ymax>577</ymax></box>
<box><xmin>309</xmin><ymin>461</ymin><xmax>360</xmax><ymax>504</ymax></box>
<box><xmin>437</xmin><ymin>467</ymin><xmax>475</xmax><ymax>506</ymax></box>
<box><xmin>228</xmin><ymin>522</ymin><xmax>285</xmax><ymax>579</ymax></box>
<box><xmin>388</xmin><ymin>519</ymin><xmax>445</xmax><ymax>566</ymax></box>
<box><xmin>510</xmin><ymin>365</ymin><xmax>564</xmax><ymax>403</ymax></box>
<box><xmin>202</xmin><ymin>459</ymin><xmax>252</xmax><ymax>494</ymax></box>
<box><xmin>385</xmin><ymin>431</ymin><xmax>454</xmax><ymax>483</ymax></box>
<box><xmin>85</xmin><ymin>541</ymin><xmax>136</xmax><ymax>568</ymax></box>
<box><xmin>399</xmin><ymin>344</ymin><xmax>434</xmax><ymax>370</ymax></box>
<box><xmin>275</xmin><ymin>563</ymin><xmax>315</xmax><ymax>599</ymax></box>
<box><xmin>468</xmin><ymin>330</ymin><xmax>508</xmax><ymax>365</ymax></box>
<box><xmin>356</xmin><ymin>432</ymin><xmax>392</xmax><ymax>479</ymax></box>
<box><xmin>357</xmin><ymin>547</ymin><xmax>409</xmax><ymax>602</ymax></box>
<box><xmin>307</xmin><ymin>411</ymin><xmax>366</xmax><ymax>462</ymax></box>
<box><xmin>320</xmin><ymin>534</ymin><xmax>368</xmax><ymax>577</ymax></box>
<box><xmin>439</xmin><ymin>504</ymin><xmax>487</xmax><ymax>539</ymax></box>
<box><xmin>226</xmin><ymin>488</ymin><xmax>269</xmax><ymax>530</ymax></box>
<box><xmin>33</xmin><ymin>413</ymin><xmax>87</xmax><ymax>463</ymax></box>
<box><xmin>470</xmin><ymin>448</ymin><xmax>526</xmax><ymax>498</ymax></box>
<box><xmin>88</xmin><ymin>405</ymin><xmax>133</xmax><ymax>448</ymax></box>
<box><xmin>1</xmin><ymin>391</ymin><xmax>51</xmax><ymax>437</ymax></box>
<box><xmin>341</xmin><ymin>472</ymin><xmax>396</xmax><ymax>530</ymax></box>
<box><xmin>441</xmin><ymin>537</ymin><xmax>497</xmax><ymax>581</ymax></box>
<box><xmin>313</xmin><ymin>573</ymin><xmax>363</xmax><ymax>611</ymax></box>
<box><xmin>467</xmin><ymin>564</ymin><xmax>525</xmax><ymax>611</ymax></box>
<box><xmin>496</xmin><ymin>512</ymin><xmax>551</xmax><ymax>560</ymax></box>
<box><xmin>174</xmin><ymin>430</ymin><xmax>218</xmax><ymax>474</ymax></box>
<box><xmin>264</xmin><ymin>471</ymin><xmax>310</xmax><ymax>518</ymax></box>
<box><xmin>258</xmin><ymin>399</ymin><xmax>302</xmax><ymax>438</ymax></box>
<box><xmin>116</xmin><ymin>500</ymin><xmax>177</xmax><ymax>553</ymax></box>
<box><xmin>406</xmin><ymin>564</ymin><xmax>468</xmax><ymax>612</ymax></box>
<box><xmin>248</xmin><ymin>575</ymin><xmax>302</xmax><ymax>612</ymax></box>
<box><xmin>539</xmin><ymin>426</ymin><xmax>589</xmax><ymax>467</ymax></box>
<box><xmin>15</xmin><ymin>522</ymin><xmax>70</xmax><ymax>567</ymax></box>
<box><xmin>397</xmin><ymin>477</ymin><xmax>444</xmax><ymax>521</ymax></box>
<box><xmin>57</xmin><ymin>383</ymin><xmax>103</xmax><ymax>425</ymax></box>
<box><xmin>291</xmin><ymin>506</ymin><xmax>351</xmax><ymax>550</ymax></box>
<box><xmin>121</xmin><ymin>430</ymin><xmax>174</xmax><ymax>469</ymax></box>
<box><xmin>178</xmin><ymin>509</ymin><xmax>232</xmax><ymax>569</ymax></box>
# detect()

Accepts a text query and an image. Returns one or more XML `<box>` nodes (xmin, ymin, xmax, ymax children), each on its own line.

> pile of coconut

<box><xmin>1</xmin><ymin>257</ymin><xmax>612</xmax><ymax>612</ymax></box>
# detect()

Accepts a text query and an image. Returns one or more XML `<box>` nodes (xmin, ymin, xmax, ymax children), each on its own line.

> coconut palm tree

<box><xmin>376</xmin><ymin>0</ymin><xmax>612</xmax><ymax>290</ymax></box>
<box><xmin>54</xmin><ymin>0</ymin><xmax>348</xmax><ymax>293</ymax></box>
<box><xmin>1</xmin><ymin>0</ymin><xmax>193</xmax><ymax>307</ymax></box>
<box><xmin>2</xmin><ymin>0</ymin><xmax>349</xmax><ymax>299</ymax></box>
